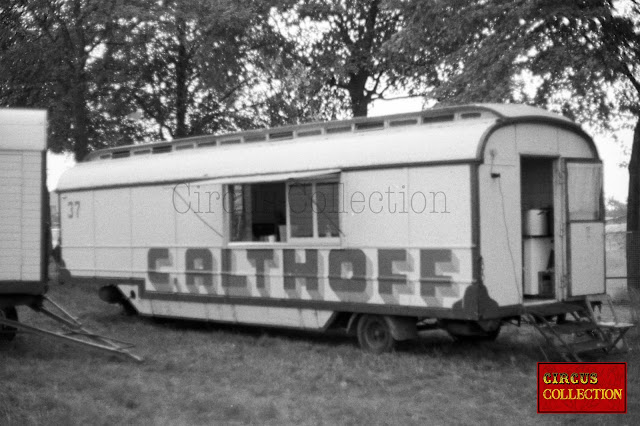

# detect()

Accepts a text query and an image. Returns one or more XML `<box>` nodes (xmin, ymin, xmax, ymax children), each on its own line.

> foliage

<box><xmin>0</xmin><ymin>0</ymin><xmax>442</xmax><ymax>157</ymax></box>
<box><xmin>283</xmin><ymin>0</ymin><xmax>417</xmax><ymax>117</ymax></box>
<box><xmin>606</xmin><ymin>197</ymin><xmax>628</xmax><ymax>220</ymax></box>
<box><xmin>396</xmin><ymin>0</ymin><xmax>640</xmax><ymax>125</ymax></box>
<box><xmin>247</xmin><ymin>57</ymin><xmax>350</xmax><ymax>127</ymax></box>
<box><xmin>0</xmin><ymin>0</ymin><xmax>297</xmax><ymax>158</ymax></box>
<box><xmin>107</xmin><ymin>0</ymin><xmax>289</xmax><ymax>140</ymax></box>
<box><xmin>0</xmin><ymin>0</ymin><xmax>147</xmax><ymax>160</ymax></box>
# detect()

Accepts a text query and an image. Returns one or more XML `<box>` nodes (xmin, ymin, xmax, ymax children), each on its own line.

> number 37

<box><xmin>67</xmin><ymin>201</ymin><xmax>80</xmax><ymax>219</ymax></box>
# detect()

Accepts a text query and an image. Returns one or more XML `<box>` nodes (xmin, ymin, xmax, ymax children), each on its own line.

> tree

<box><xmin>284</xmin><ymin>0</ymin><xmax>415</xmax><ymax>117</ymax></box>
<box><xmin>396</xmin><ymin>0</ymin><xmax>640</xmax><ymax>294</ymax></box>
<box><xmin>0</xmin><ymin>0</ymin><xmax>146</xmax><ymax>160</ymax></box>
<box><xmin>247</xmin><ymin>53</ymin><xmax>350</xmax><ymax>127</ymax></box>
<box><xmin>108</xmin><ymin>0</ymin><xmax>292</xmax><ymax>139</ymax></box>
<box><xmin>0</xmin><ymin>0</ymin><xmax>297</xmax><ymax>158</ymax></box>
<box><xmin>606</xmin><ymin>197</ymin><xmax>628</xmax><ymax>221</ymax></box>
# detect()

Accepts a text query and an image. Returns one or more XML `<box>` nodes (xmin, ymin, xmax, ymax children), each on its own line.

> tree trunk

<box><xmin>626</xmin><ymin>115</ymin><xmax>640</xmax><ymax>297</ymax></box>
<box><xmin>72</xmin><ymin>77</ymin><xmax>90</xmax><ymax>162</ymax></box>
<box><xmin>175</xmin><ymin>17</ymin><xmax>189</xmax><ymax>138</ymax></box>
<box><xmin>348</xmin><ymin>73</ymin><xmax>370</xmax><ymax>117</ymax></box>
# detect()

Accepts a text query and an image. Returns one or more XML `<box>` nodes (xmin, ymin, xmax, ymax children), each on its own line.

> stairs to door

<box><xmin>523</xmin><ymin>295</ymin><xmax>635</xmax><ymax>362</ymax></box>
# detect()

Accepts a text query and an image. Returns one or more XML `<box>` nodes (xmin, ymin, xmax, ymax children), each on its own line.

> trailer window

<box><xmin>229</xmin><ymin>182</ymin><xmax>287</xmax><ymax>242</ymax></box>
<box><xmin>566</xmin><ymin>162</ymin><xmax>603</xmax><ymax>221</ymax></box>
<box><xmin>228</xmin><ymin>179</ymin><xmax>340</xmax><ymax>243</ymax></box>
<box><xmin>289</xmin><ymin>184</ymin><xmax>314</xmax><ymax>237</ymax></box>
<box><xmin>287</xmin><ymin>181</ymin><xmax>340</xmax><ymax>240</ymax></box>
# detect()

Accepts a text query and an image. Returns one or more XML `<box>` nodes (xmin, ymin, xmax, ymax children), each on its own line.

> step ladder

<box><xmin>523</xmin><ymin>295</ymin><xmax>635</xmax><ymax>362</ymax></box>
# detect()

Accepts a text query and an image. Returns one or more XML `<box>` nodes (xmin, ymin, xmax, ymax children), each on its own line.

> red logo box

<box><xmin>537</xmin><ymin>362</ymin><xmax>627</xmax><ymax>413</ymax></box>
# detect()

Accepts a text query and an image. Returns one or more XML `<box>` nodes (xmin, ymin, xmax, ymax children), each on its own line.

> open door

<box><xmin>565</xmin><ymin>161</ymin><xmax>605</xmax><ymax>296</ymax></box>
<box><xmin>521</xmin><ymin>157</ymin><xmax>556</xmax><ymax>301</ymax></box>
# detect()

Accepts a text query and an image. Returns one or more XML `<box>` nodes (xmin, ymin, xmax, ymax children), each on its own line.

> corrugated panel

<box><xmin>0</xmin><ymin>149</ymin><xmax>42</xmax><ymax>282</ymax></box>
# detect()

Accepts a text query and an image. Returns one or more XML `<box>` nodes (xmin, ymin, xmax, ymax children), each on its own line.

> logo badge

<box><xmin>537</xmin><ymin>362</ymin><xmax>627</xmax><ymax>413</ymax></box>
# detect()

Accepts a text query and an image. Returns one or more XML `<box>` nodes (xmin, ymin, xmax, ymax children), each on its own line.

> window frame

<box><xmin>565</xmin><ymin>160</ymin><xmax>604</xmax><ymax>223</ymax></box>
<box><xmin>286</xmin><ymin>178</ymin><xmax>341</xmax><ymax>244</ymax></box>
<box><xmin>225</xmin><ymin>176</ymin><xmax>341</xmax><ymax>245</ymax></box>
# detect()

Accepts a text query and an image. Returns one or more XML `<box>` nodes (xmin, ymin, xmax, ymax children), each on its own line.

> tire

<box><xmin>0</xmin><ymin>306</ymin><xmax>18</xmax><ymax>342</ymax></box>
<box><xmin>356</xmin><ymin>314</ymin><xmax>395</xmax><ymax>353</ymax></box>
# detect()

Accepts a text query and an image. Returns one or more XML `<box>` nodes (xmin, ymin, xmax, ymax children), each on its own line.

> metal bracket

<box><xmin>0</xmin><ymin>296</ymin><xmax>142</xmax><ymax>362</ymax></box>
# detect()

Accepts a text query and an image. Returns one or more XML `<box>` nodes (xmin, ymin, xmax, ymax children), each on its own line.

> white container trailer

<box><xmin>56</xmin><ymin>104</ymin><xmax>626</xmax><ymax>354</ymax></box>
<box><xmin>0</xmin><ymin>109</ymin><xmax>48</xmax><ymax>332</ymax></box>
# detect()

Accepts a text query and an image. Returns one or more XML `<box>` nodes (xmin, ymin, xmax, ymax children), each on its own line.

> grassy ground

<box><xmin>1</xmin><ymin>279</ymin><xmax>638</xmax><ymax>425</ymax></box>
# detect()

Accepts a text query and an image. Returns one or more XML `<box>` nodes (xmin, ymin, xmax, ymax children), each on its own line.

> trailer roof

<box><xmin>56</xmin><ymin>104</ymin><xmax>589</xmax><ymax>192</ymax></box>
<box><xmin>0</xmin><ymin>109</ymin><xmax>47</xmax><ymax>151</ymax></box>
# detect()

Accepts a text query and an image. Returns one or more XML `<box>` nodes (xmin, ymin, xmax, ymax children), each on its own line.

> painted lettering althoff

<box><xmin>146</xmin><ymin>247</ymin><xmax>459</xmax><ymax>303</ymax></box>
<box><xmin>283</xmin><ymin>249</ymin><xmax>318</xmax><ymax>291</ymax></box>
<box><xmin>328</xmin><ymin>249</ymin><xmax>367</xmax><ymax>293</ymax></box>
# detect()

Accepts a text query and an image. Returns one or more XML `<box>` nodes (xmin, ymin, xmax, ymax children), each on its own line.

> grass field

<box><xmin>1</xmin><ymin>279</ymin><xmax>638</xmax><ymax>425</ymax></box>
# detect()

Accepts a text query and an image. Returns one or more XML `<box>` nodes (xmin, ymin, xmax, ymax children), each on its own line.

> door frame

<box><xmin>519</xmin><ymin>154</ymin><xmax>561</xmax><ymax>302</ymax></box>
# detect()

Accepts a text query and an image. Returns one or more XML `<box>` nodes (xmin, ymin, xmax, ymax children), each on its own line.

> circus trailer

<box><xmin>0</xmin><ymin>109</ymin><xmax>140</xmax><ymax>361</ymax></box>
<box><xmin>0</xmin><ymin>109</ymin><xmax>48</xmax><ymax>326</ymax></box>
<box><xmin>55</xmin><ymin>104</ymin><xmax>633</xmax><ymax>356</ymax></box>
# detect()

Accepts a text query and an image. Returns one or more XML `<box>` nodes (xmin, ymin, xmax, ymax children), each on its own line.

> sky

<box><xmin>47</xmin><ymin>98</ymin><xmax>633</xmax><ymax>203</ymax></box>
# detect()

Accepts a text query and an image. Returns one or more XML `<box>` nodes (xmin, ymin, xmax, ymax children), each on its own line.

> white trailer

<box><xmin>0</xmin><ymin>109</ymin><xmax>48</xmax><ymax>333</ymax></box>
<box><xmin>56</xmin><ymin>104</ymin><xmax>633</xmax><ymax>356</ymax></box>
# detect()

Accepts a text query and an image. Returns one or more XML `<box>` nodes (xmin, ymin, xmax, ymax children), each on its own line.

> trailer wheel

<box><xmin>0</xmin><ymin>306</ymin><xmax>18</xmax><ymax>342</ymax></box>
<box><xmin>357</xmin><ymin>315</ymin><xmax>395</xmax><ymax>353</ymax></box>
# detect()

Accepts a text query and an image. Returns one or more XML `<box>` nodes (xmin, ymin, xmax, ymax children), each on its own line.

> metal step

<box><xmin>524</xmin><ymin>295</ymin><xmax>634</xmax><ymax>362</ymax></box>
<box><xmin>597</xmin><ymin>321</ymin><xmax>635</xmax><ymax>331</ymax></box>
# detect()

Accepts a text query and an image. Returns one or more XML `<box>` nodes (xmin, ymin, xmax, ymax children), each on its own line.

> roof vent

<box><xmin>355</xmin><ymin>121</ymin><xmax>384</xmax><ymax>131</ymax></box>
<box><xmin>244</xmin><ymin>134</ymin><xmax>266</xmax><ymax>143</ymax></box>
<box><xmin>133</xmin><ymin>149</ymin><xmax>151</xmax><ymax>156</ymax></box>
<box><xmin>269</xmin><ymin>131</ymin><xmax>294</xmax><ymax>140</ymax></box>
<box><xmin>152</xmin><ymin>145</ymin><xmax>172</xmax><ymax>154</ymax></box>
<box><xmin>297</xmin><ymin>129</ymin><xmax>322</xmax><ymax>137</ymax></box>
<box><xmin>422</xmin><ymin>114</ymin><xmax>454</xmax><ymax>124</ymax></box>
<box><xmin>198</xmin><ymin>140</ymin><xmax>218</xmax><ymax>147</ymax></box>
<box><xmin>390</xmin><ymin>118</ymin><xmax>418</xmax><ymax>127</ymax></box>
<box><xmin>175</xmin><ymin>144</ymin><xmax>194</xmax><ymax>150</ymax></box>
<box><xmin>461</xmin><ymin>112</ymin><xmax>482</xmax><ymax>119</ymax></box>
<box><xmin>112</xmin><ymin>150</ymin><xmax>131</xmax><ymax>159</ymax></box>
<box><xmin>326</xmin><ymin>125</ymin><xmax>352</xmax><ymax>134</ymax></box>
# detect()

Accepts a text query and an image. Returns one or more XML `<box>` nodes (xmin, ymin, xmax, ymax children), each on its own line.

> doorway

<box><xmin>520</xmin><ymin>157</ymin><xmax>556</xmax><ymax>301</ymax></box>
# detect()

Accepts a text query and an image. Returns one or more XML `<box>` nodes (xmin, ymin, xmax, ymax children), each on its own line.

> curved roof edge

<box><xmin>476</xmin><ymin>114</ymin><xmax>599</xmax><ymax>161</ymax></box>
